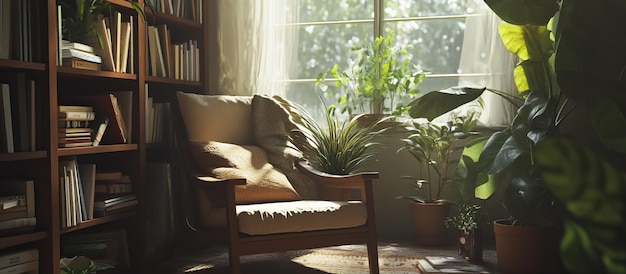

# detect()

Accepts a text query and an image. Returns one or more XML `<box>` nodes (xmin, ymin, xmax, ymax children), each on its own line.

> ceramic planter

<box><xmin>410</xmin><ymin>202</ymin><xmax>451</xmax><ymax>246</ymax></box>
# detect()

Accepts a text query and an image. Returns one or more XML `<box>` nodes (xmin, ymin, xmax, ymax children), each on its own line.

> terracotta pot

<box><xmin>410</xmin><ymin>202</ymin><xmax>450</xmax><ymax>246</ymax></box>
<box><xmin>493</xmin><ymin>219</ymin><xmax>562</xmax><ymax>274</ymax></box>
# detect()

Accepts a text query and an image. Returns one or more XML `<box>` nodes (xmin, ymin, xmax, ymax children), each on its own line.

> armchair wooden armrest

<box><xmin>296</xmin><ymin>160</ymin><xmax>379</xmax><ymax>188</ymax></box>
<box><xmin>296</xmin><ymin>160</ymin><xmax>378</xmax><ymax>203</ymax></box>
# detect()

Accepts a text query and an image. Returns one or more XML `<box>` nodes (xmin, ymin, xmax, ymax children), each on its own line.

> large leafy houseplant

<box><xmin>410</xmin><ymin>0</ymin><xmax>626</xmax><ymax>272</ymax></box>
<box><xmin>317</xmin><ymin>32</ymin><xmax>427</xmax><ymax>117</ymax></box>
<box><xmin>397</xmin><ymin>112</ymin><xmax>479</xmax><ymax>204</ymax></box>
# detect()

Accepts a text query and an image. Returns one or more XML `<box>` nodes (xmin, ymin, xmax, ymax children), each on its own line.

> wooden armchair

<box><xmin>174</xmin><ymin>92</ymin><xmax>380</xmax><ymax>274</ymax></box>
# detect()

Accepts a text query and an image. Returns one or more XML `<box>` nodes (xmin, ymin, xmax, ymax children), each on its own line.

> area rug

<box><xmin>156</xmin><ymin>242</ymin><xmax>498</xmax><ymax>274</ymax></box>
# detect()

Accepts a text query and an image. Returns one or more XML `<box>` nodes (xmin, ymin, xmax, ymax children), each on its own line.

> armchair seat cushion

<box><xmin>236</xmin><ymin>200</ymin><xmax>368</xmax><ymax>235</ymax></box>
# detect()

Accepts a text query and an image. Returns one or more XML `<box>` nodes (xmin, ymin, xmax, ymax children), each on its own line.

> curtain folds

<box><xmin>457</xmin><ymin>0</ymin><xmax>517</xmax><ymax>127</ymax></box>
<box><xmin>215</xmin><ymin>0</ymin><xmax>297</xmax><ymax>96</ymax></box>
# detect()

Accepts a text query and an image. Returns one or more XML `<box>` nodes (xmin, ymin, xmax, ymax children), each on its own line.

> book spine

<box><xmin>0</xmin><ymin>260</ymin><xmax>38</xmax><ymax>274</ymax></box>
<box><xmin>0</xmin><ymin>248</ymin><xmax>39</xmax><ymax>270</ymax></box>
<box><xmin>95</xmin><ymin>183</ymin><xmax>132</xmax><ymax>194</ymax></box>
<box><xmin>61</xmin><ymin>48</ymin><xmax>102</xmax><ymax>63</ymax></box>
<box><xmin>0</xmin><ymin>217</ymin><xmax>36</xmax><ymax>230</ymax></box>
<box><xmin>58</xmin><ymin>111</ymin><xmax>96</xmax><ymax>121</ymax></box>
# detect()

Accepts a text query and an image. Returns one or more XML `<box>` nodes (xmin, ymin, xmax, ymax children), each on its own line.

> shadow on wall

<box><xmin>364</xmin><ymin>124</ymin><xmax>508</xmax><ymax>247</ymax></box>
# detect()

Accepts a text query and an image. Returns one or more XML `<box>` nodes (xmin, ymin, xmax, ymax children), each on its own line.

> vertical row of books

<box><xmin>57</xmin><ymin>6</ymin><xmax>135</xmax><ymax>73</ymax></box>
<box><xmin>150</xmin><ymin>0</ymin><xmax>203</xmax><ymax>23</ymax></box>
<box><xmin>0</xmin><ymin>73</ymin><xmax>36</xmax><ymax>153</ymax></box>
<box><xmin>58</xmin><ymin>158</ymin><xmax>138</xmax><ymax>228</ymax></box>
<box><xmin>0</xmin><ymin>0</ymin><xmax>41</xmax><ymax>62</ymax></box>
<box><xmin>145</xmin><ymin>85</ymin><xmax>174</xmax><ymax>144</ymax></box>
<box><xmin>58</xmin><ymin>91</ymin><xmax>133</xmax><ymax>147</ymax></box>
<box><xmin>0</xmin><ymin>180</ymin><xmax>36</xmax><ymax>236</ymax></box>
<box><xmin>146</xmin><ymin>24</ymin><xmax>200</xmax><ymax>81</ymax></box>
<box><xmin>0</xmin><ymin>248</ymin><xmax>38</xmax><ymax>274</ymax></box>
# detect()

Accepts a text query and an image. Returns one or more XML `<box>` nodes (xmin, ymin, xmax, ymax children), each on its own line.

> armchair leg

<box><xmin>228</xmin><ymin>250</ymin><xmax>241</xmax><ymax>274</ymax></box>
<box><xmin>367</xmin><ymin>242</ymin><xmax>379</xmax><ymax>274</ymax></box>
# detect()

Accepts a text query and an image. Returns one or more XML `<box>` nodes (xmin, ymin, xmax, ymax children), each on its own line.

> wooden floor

<box><xmin>147</xmin><ymin>239</ymin><xmax>499</xmax><ymax>273</ymax></box>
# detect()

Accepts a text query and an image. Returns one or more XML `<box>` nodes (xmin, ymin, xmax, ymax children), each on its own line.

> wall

<box><xmin>363</xmin><ymin>123</ymin><xmax>507</xmax><ymax>247</ymax></box>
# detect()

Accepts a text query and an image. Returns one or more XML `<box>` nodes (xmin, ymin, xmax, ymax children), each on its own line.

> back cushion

<box><xmin>188</xmin><ymin>141</ymin><xmax>301</xmax><ymax>204</ymax></box>
<box><xmin>176</xmin><ymin>91</ymin><xmax>254</xmax><ymax>145</ymax></box>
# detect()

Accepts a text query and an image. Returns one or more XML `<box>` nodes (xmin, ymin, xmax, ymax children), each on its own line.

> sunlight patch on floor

<box><xmin>185</xmin><ymin>263</ymin><xmax>215</xmax><ymax>272</ymax></box>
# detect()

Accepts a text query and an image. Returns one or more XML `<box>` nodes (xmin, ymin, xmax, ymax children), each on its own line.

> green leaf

<box><xmin>560</xmin><ymin>220</ymin><xmax>604</xmax><ymax>273</ymax></box>
<box><xmin>484</xmin><ymin>0</ymin><xmax>559</xmax><ymax>25</ymax></box>
<box><xmin>587</xmin><ymin>96</ymin><xmax>626</xmax><ymax>153</ymax></box>
<box><xmin>407</xmin><ymin>87</ymin><xmax>486</xmax><ymax>121</ymax></box>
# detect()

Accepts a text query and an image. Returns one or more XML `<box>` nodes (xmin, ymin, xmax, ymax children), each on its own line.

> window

<box><xmin>214</xmin><ymin>0</ymin><xmax>515</xmax><ymax>126</ymax></box>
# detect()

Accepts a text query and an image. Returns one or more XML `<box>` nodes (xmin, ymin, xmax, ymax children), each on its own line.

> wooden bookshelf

<box><xmin>0</xmin><ymin>1</ymin><xmax>208</xmax><ymax>273</ymax></box>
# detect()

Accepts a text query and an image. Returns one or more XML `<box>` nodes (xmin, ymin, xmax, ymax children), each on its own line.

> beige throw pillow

<box><xmin>176</xmin><ymin>91</ymin><xmax>255</xmax><ymax>145</ymax></box>
<box><xmin>188</xmin><ymin>141</ymin><xmax>301</xmax><ymax>204</ymax></box>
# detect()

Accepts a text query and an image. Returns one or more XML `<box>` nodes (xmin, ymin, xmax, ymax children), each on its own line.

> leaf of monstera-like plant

<box><xmin>588</xmin><ymin>95</ymin><xmax>626</xmax><ymax>153</ymax></box>
<box><xmin>498</xmin><ymin>23</ymin><xmax>554</xmax><ymax>95</ymax></box>
<box><xmin>408</xmin><ymin>87</ymin><xmax>486</xmax><ymax>121</ymax></box>
<box><xmin>536</xmin><ymin>138</ymin><xmax>626</xmax><ymax>273</ymax></box>
<box><xmin>484</xmin><ymin>0</ymin><xmax>559</xmax><ymax>26</ymax></box>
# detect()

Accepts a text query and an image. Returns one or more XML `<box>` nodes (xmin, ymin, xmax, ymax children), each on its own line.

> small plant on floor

<box><xmin>60</xmin><ymin>256</ymin><xmax>114</xmax><ymax>274</ymax></box>
<box><xmin>445</xmin><ymin>203</ymin><xmax>485</xmax><ymax>263</ymax></box>
<box><xmin>444</xmin><ymin>204</ymin><xmax>483</xmax><ymax>233</ymax></box>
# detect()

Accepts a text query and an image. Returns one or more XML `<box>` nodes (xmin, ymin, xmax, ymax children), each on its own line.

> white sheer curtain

<box><xmin>457</xmin><ymin>0</ymin><xmax>517</xmax><ymax>127</ymax></box>
<box><xmin>214</xmin><ymin>0</ymin><xmax>297</xmax><ymax>96</ymax></box>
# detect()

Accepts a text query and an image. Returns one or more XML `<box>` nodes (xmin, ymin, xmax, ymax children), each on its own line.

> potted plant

<box><xmin>444</xmin><ymin>203</ymin><xmax>486</xmax><ymax>263</ymax></box>
<box><xmin>60</xmin><ymin>0</ymin><xmax>147</xmax><ymax>45</ymax></box>
<box><xmin>316</xmin><ymin>32</ymin><xmax>427</xmax><ymax>120</ymax></box>
<box><xmin>60</xmin><ymin>256</ymin><xmax>113</xmax><ymax>274</ymax></box>
<box><xmin>409</xmin><ymin>0</ymin><xmax>626</xmax><ymax>272</ymax></box>
<box><xmin>396</xmin><ymin>112</ymin><xmax>479</xmax><ymax>246</ymax></box>
<box><xmin>282</xmin><ymin>100</ymin><xmax>390</xmax><ymax>199</ymax></box>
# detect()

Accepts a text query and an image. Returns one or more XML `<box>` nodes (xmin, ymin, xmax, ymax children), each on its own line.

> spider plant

<box><xmin>285</xmin><ymin>101</ymin><xmax>390</xmax><ymax>175</ymax></box>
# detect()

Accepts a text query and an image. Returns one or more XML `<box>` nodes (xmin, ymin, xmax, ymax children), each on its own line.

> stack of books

<box><xmin>58</xmin><ymin>105</ymin><xmax>96</xmax><ymax>148</ymax></box>
<box><xmin>0</xmin><ymin>248</ymin><xmax>39</xmax><ymax>274</ymax></box>
<box><xmin>417</xmin><ymin>256</ymin><xmax>490</xmax><ymax>274</ymax></box>
<box><xmin>0</xmin><ymin>180</ymin><xmax>36</xmax><ymax>236</ymax></box>
<box><xmin>94</xmin><ymin>171</ymin><xmax>137</xmax><ymax>217</ymax></box>
<box><xmin>61</xmin><ymin>40</ymin><xmax>102</xmax><ymax>71</ymax></box>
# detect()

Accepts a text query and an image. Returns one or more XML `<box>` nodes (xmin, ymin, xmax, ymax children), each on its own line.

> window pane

<box><xmin>386</xmin><ymin>18</ymin><xmax>465</xmax><ymax>74</ymax></box>
<box><xmin>385</xmin><ymin>0</ymin><xmax>470</xmax><ymax>17</ymax></box>
<box><xmin>298</xmin><ymin>0</ymin><xmax>374</xmax><ymax>22</ymax></box>
<box><xmin>292</xmin><ymin>23</ymin><xmax>374</xmax><ymax>79</ymax></box>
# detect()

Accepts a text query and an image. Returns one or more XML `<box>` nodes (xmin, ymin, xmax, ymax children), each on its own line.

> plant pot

<box><xmin>458</xmin><ymin>228</ymin><xmax>483</xmax><ymax>263</ymax></box>
<box><xmin>493</xmin><ymin>219</ymin><xmax>563</xmax><ymax>274</ymax></box>
<box><xmin>410</xmin><ymin>202</ymin><xmax>450</xmax><ymax>246</ymax></box>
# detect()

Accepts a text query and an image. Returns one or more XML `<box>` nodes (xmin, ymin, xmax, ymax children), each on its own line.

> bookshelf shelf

<box><xmin>0</xmin><ymin>151</ymin><xmax>48</xmax><ymax>162</ymax></box>
<box><xmin>0</xmin><ymin>59</ymin><xmax>47</xmax><ymax>71</ymax></box>
<box><xmin>0</xmin><ymin>231</ymin><xmax>49</xmax><ymax>250</ymax></box>
<box><xmin>57</xmin><ymin>144</ymin><xmax>138</xmax><ymax>156</ymax></box>
<box><xmin>146</xmin><ymin>76</ymin><xmax>203</xmax><ymax>87</ymax></box>
<box><xmin>60</xmin><ymin>211</ymin><xmax>138</xmax><ymax>234</ymax></box>
<box><xmin>150</xmin><ymin>12</ymin><xmax>203</xmax><ymax>29</ymax></box>
<box><xmin>57</xmin><ymin>67</ymin><xmax>138</xmax><ymax>80</ymax></box>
